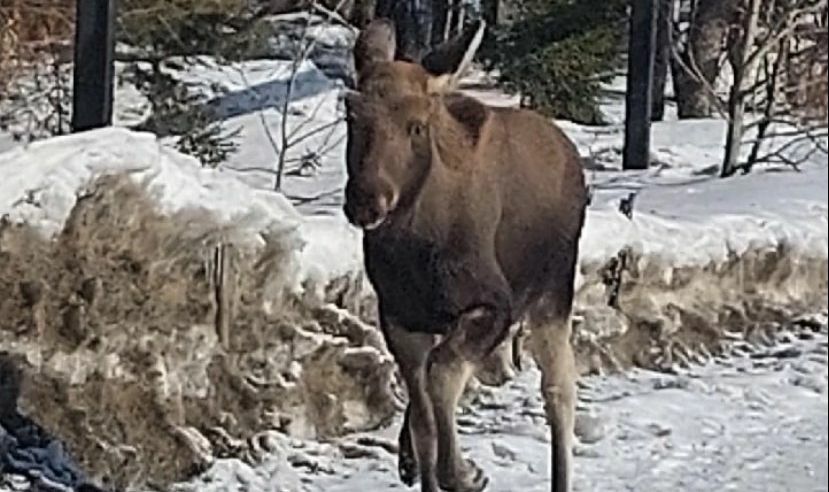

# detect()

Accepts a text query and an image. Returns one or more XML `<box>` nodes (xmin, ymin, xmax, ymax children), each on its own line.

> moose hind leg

<box><xmin>528</xmin><ymin>314</ymin><xmax>576</xmax><ymax>492</ymax></box>
<box><xmin>427</xmin><ymin>307</ymin><xmax>510</xmax><ymax>492</ymax></box>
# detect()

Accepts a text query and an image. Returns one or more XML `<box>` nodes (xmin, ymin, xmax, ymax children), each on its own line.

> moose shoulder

<box><xmin>344</xmin><ymin>18</ymin><xmax>588</xmax><ymax>492</ymax></box>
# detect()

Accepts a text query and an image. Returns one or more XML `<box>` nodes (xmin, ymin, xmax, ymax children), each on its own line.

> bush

<box><xmin>116</xmin><ymin>0</ymin><xmax>272</xmax><ymax>166</ymax></box>
<box><xmin>117</xmin><ymin>0</ymin><xmax>272</xmax><ymax>62</ymax></box>
<box><xmin>480</xmin><ymin>0</ymin><xmax>627</xmax><ymax>124</ymax></box>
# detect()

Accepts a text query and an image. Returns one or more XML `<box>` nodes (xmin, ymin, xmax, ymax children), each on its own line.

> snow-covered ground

<box><xmin>161</xmin><ymin>316</ymin><xmax>828</xmax><ymax>492</ymax></box>
<box><xmin>1</xmin><ymin>18</ymin><xmax>827</xmax><ymax>492</ymax></box>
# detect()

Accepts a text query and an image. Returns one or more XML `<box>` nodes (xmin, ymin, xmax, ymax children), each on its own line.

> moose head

<box><xmin>342</xmin><ymin>18</ymin><xmax>486</xmax><ymax>230</ymax></box>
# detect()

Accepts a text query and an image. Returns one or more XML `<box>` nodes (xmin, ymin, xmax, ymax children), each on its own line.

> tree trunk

<box><xmin>722</xmin><ymin>0</ymin><xmax>761</xmax><ymax>177</ymax></box>
<box><xmin>453</xmin><ymin>1</ymin><xmax>465</xmax><ymax>36</ymax></box>
<box><xmin>431</xmin><ymin>0</ymin><xmax>449</xmax><ymax>45</ymax></box>
<box><xmin>671</xmin><ymin>0</ymin><xmax>738</xmax><ymax>118</ymax></box>
<box><xmin>376</xmin><ymin>0</ymin><xmax>433</xmax><ymax>61</ymax></box>
<box><xmin>481</xmin><ymin>0</ymin><xmax>499</xmax><ymax>26</ymax></box>
<box><xmin>651</xmin><ymin>0</ymin><xmax>673</xmax><ymax>121</ymax></box>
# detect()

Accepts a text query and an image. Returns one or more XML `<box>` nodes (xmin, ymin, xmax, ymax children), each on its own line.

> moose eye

<box><xmin>408</xmin><ymin>122</ymin><xmax>427</xmax><ymax>138</ymax></box>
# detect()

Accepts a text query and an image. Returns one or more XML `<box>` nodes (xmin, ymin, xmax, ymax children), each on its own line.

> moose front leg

<box><xmin>382</xmin><ymin>319</ymin><xmax>441</xmax><ymax>491</ymax></box>
<box><xmin>427</xmin><ymin>305</ymin><xmax>511</xmax><ymax>492</ymax></box>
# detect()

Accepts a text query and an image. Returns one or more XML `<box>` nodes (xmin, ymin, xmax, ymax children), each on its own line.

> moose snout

<box><xmin>344</xmin><ymin>180</ymin><xmax>396</xmax><ymax>230</ymax></box>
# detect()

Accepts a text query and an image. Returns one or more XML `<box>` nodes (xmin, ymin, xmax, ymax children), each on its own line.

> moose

<box><xmin>343</xmin><ymin>18</ymin><xmax>588</xmax><ymax>492</ymax></box>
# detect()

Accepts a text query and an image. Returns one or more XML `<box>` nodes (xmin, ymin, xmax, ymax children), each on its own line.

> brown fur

<box><xmin>345</xmin><ymin>19</ymin><xmax>587</xmax><ymax>492</ymax></box>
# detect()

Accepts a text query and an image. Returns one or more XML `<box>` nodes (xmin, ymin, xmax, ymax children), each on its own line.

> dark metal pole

<box><xmin>71</xmin><ymin>0</ymin><xmax>116</xmax><ymax>133</ymax></box>
<box><xmin>622</xmin><ymin>0</ymin><xmax>657</xmax><ymax>170</ymax></box>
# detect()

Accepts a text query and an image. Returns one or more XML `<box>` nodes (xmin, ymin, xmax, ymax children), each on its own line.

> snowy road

<box><xmin>191</xmin><ymin>320</ymin><xmax>827</xmax><ymax>492</ymax></box>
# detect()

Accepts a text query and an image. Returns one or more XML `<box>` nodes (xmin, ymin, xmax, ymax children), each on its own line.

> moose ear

<box><xmin>442</xmin><ymin>94</ymin><xmax>490</xmax><ymax>146</ymax></box>
<box><xmin>422</xmin><ymin>20</ymin><xmax>486</xmax><ymax>93</ymax></box>
<box><xmin>353</xmin><ymin>18</ymin><xmax>397</xmax><ymax>77</ymax></box>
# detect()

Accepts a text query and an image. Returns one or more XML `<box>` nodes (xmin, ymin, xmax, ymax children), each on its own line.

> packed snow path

<box><xmin>174</xmin><ymin>320</ymin><xmax>827</xmax><ymax>492</ymax></box>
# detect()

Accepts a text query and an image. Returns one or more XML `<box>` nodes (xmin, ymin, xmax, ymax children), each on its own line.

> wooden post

<box><xmin>213</xmin><ymin>243</ymin><xmax>236</xmax><ymax>349</ymax></box>
<box><xmin>71</xmin><ymin>0</ymin><xmax>116</xmax><ymax>132</ymax></box>
<box><xmin>623</xmin><ymin>0</ymin><xmax>658</xmax><ymax>170</ymax></box>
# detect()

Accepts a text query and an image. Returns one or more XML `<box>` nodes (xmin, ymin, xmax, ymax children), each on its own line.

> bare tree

<box><xmin>669</xmin><ymin>0</ymin><xmax>827</xmax><ymax>176</ymax></box>
<box><xmin>671</xmin><ymin>0</ymin><xmax>741</xmax><ymax>118</ymax></box>
<box><xmin>721</xmin><ymin>0</ymin><xmax>828</xmax><ymax>176</ymax></box>
<box><xmin>224</xmin><ymin>3</ymin><xmax>349</xmax><ymax>191</ymax></box>
<box><xmin>272</xmin><ymin>4</ymin><xmax>350</xmax><ymax>191</ymax></box>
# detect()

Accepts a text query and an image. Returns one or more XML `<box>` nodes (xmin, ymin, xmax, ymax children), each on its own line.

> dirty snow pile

<box><xmin>0</xmin><ymin>126</ymin><xmax>363</xmax><ymax>305</ymax></box>
<box><xmin>0</xmin><ymin>125</ymin><xmax>399</xmax><ymax>492</ymax></box>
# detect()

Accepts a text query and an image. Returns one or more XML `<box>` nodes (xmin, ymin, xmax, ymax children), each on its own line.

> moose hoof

<box><xmin>398</xmin><ymin>447</ymin><xmax>418</xmax><ymax>486</ymax></box>
<box><xmin>439</xmin><ymin>459</ymin><xmax>489</xmax><ymax>492</ymax></box>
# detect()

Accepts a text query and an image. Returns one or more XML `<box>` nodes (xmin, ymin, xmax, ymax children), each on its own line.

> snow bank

<box><xmin>0</xmin><ymin>127</ymin><xmax>300</xmax><ymax>243</ymax></box>
<box><xmin>0</xmin><ymin>128</ymin><xmax>399</xmax><ymax>490</ymax></box>
<box><xmin>0</xmin><ymin>127</ymin><xmax>368</xmax><ymax>306</ymax></box>
<box><xmin>580</xmin><ymin>169</ymin><xmax>828</xmax><ymax>269</ymax></box>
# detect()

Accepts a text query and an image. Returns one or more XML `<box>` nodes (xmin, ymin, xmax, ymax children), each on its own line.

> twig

<box><xmin>225</xmin><ymin>166</ymin><xmax>279</xmax><ymax>176</ymax></box>
<box><xmin>751</xmin><ymin>129</ymin><xmax>829</xmax><ymax>171</ymax></box>
<box><xmin>274</xmin><ymin>18</ymin><xmax>311</xmax><ymax>191</ymax></box>
<box><xmin>274</xmin><ymin>0</ymin><xmax>349</xmax><ymax>192</ymax></box>
<box><xmin>745</xmin><ymin>38</ymin><xmax>788</xmax><ymax>172</ymax></box>
<box><xmin>287</xmin><ymin>88</ymin><xmax>328</xmax><ymax>140</ymax></box>
<box><xmin>287</xmin><ymin>117</ymin><xmax>344</xmax><ymax>147</ymax></box>
<box><xmin>309</xmin><ymin>2</ymin><xmax>359</xmax><ymax>32</ymax></box>
<box><xmin>230</xmin><ymin>65</ymin><xmax>283</xmax><ymax>162</ymax></box>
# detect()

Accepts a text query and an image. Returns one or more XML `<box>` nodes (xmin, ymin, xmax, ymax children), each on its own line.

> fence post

<box><xmin>623</xmin><ymin>0</ymin><xmax>657</xmax><ymax>170</ymax></box>
<box><xmin>71</xmin><ymin>0</ymin><xmax>116</xmax><ymax>132</ymax></box>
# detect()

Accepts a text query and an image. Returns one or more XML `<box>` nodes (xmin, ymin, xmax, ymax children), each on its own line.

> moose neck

<box><xmin>398</xmin><ymin>143</ymin><xmax>468</xmax><ymax>243</ymax></box>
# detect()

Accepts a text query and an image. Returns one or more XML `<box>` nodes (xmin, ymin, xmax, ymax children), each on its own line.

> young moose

<box><xmin>343</xmin><ymin>19</ymin><xmax>588</xmax><ymax>492</ymax></box>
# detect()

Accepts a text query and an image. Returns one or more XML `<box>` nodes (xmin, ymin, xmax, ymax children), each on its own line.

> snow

<box><xmin>167</xmin><ymin>57</ymin><xmax>349</xmax><ymax>216</ymax></box>
<box><xmin>0</xmin><ymin>127</ymin><xmax>302</xmax><ymax>242</ymax></box>
<box><xmin>155</xmin><ymin>319</ymin><xmax>829</xmax><ymax>492</ymax></box>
